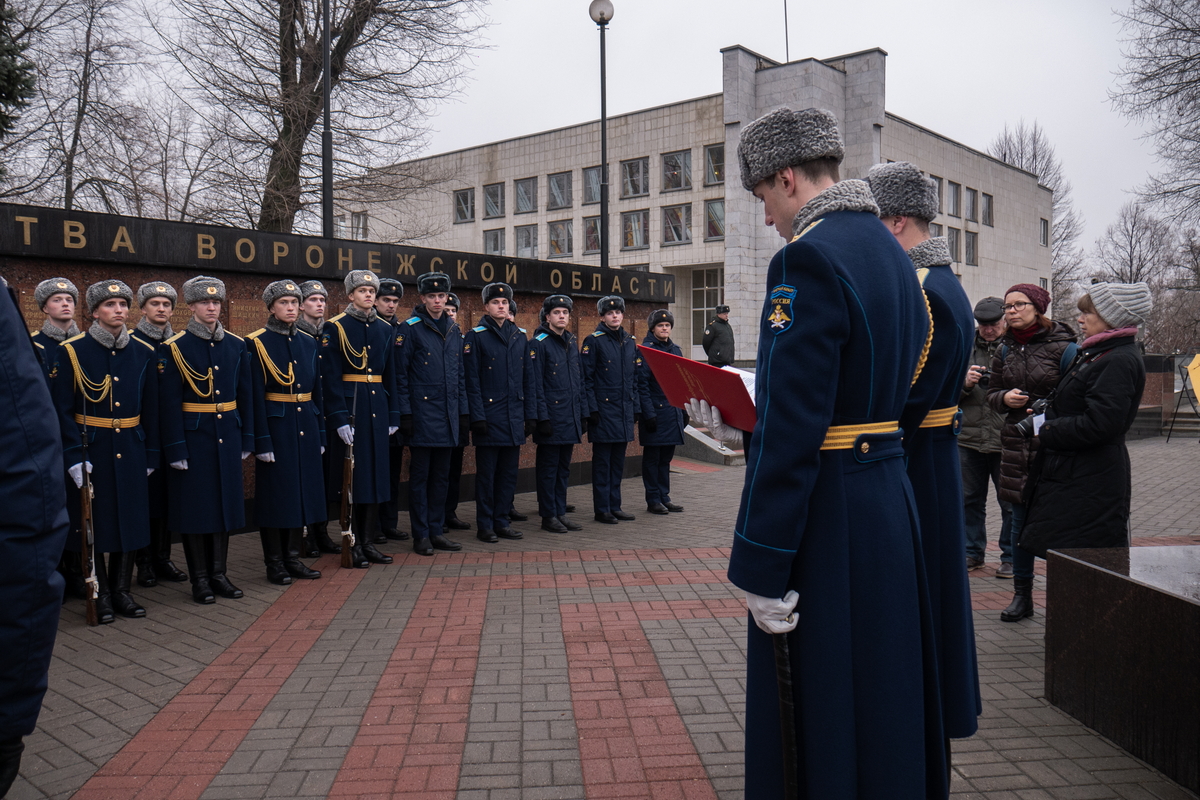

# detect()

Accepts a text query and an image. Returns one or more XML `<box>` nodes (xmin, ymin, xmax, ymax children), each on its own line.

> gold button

<box><xmin>860</xmin><ymin>442</ymin><xmax>870</xmax><ymax>454</ymax></box>
<box><xmin>217</xmin><ymin>414</ymin><xmax>223</xmax><ymax>419</ymax></box>
<box><xmin>214</xmin><ymin>366</ymin><xmax>220</xmax><ymax>370</ymax></box>
<box><xmin>114</xmin><ymin>402</ymin><xmax>121</xmax><ymax>407</ymax></box>
<box><xmin>372</xmin><ymin>414</ymin><xmax>377</xmax><ymax>418</ymax></box>
<box><xmin>215</xmin><ymin>390</ymin><xmax>221</xmax><ymax>395</ymax></box>
<box><xmin>111</xmin><ymin>351</ymin><xmax>116</xmax><ymax>355</ymax></box>
<box><xmin>367</xmin><ymin>368</ymin><xmax>372</xmax><ymax>373</ymax></box>
<box><xmin>116</xmin><ymin>453</ymin><xmax>122</xmax><ymax>458</ymax></box>
<box><xmin>371</xmin><ymin>391</ymin><xmax>376</xmax><ymax>395</ymax></box>
<box><xmin>219</xmin><ymin>438</ymin><xmax>224</xmax><ymax>443</ymax></box>
<box><xmin>114</xmin><ymin>429</ymin><xmax>121</xmax><ymax>434</ymax></box>
<box><xmin>113</xmin><ymin>377</ymin><xmax>120</xmax><ymax>382</ymax></box>
<box><xmin>299</xmin><ymin>431</ymin><xmax>305</xmax><ymax>436</ymax></box>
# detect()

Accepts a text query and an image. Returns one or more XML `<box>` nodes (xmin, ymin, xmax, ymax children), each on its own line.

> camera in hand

<box><xmin>1015</xmin><ymin>397</ymin><xmax>1049</xmax><ymax>438</ymax></box>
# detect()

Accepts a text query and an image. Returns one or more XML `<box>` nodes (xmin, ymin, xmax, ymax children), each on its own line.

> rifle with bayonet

<box><xmin>339</xmin><ymin>386</ymin><xmax>358</xmax><ymax>568</ymax></box>
<box><xmin>80</xmin><ymin>427</ymin><xmax>99</xmax><ymax>626</ymax></box>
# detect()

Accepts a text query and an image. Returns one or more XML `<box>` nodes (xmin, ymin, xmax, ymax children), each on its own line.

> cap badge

<box><xmin>364</xmin><ymin>274</ymin><xmax>373</xmax><ymax>281</ymax></box>
<box><xmin>207</xmin><ymin>286</ymin><xmax>217</xmax><ymax>295</ymax></box>
<box><xmin>56</xmin><ymin>281</ymin><xmax>67</xmax><ymax>289</ymax></box>
<box><xmin>286</xmin><ymin>284</ymin><xmax>295</xmax><ymax>290</ymax></box>
<box><xmin>109</xmin><ymin>284</ymin><xmax>119</xmax><ymax>292</ymax></box>
<box><xmin>156</xmin><ymin>285</ymin><xmax>166</xmax><ymax>292</ymax></box>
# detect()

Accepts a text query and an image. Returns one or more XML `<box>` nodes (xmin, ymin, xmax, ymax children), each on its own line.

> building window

<box><xmin>1040</xmin><ymin>277</ymin><xmax>1049</xmax><ymax>290</ymax></box>
<box><xmin>584</xmin><ymin>216</ymin><xmax>601</xmax><ymax>254</ymax></box>
<box><xmin>947</xmin><ymin>227</ymin><xmax>961</xmax><ymax>262</ymax></box>
<box><xmin>930</xmin><ymin>176</ymin><xmax>943</xmax><ymax>214</ymax></box>
<box><xmin>622</xmin><ymin>210</ymin><xmax>649</xmax><ymax>249</ymax></box>
<box><xmin>705</xmin><ymin>199</ymin><xmax>725</xmax><ymax>240</ymax></box>
<box><xmin>350</xmin><ymin>211</ymin><xmax>369</xmax><ymax>240</ymax></box>
<box><xmin>483</xmin><ymin>228</ymin><xmax>505</xmax><ymax>255</ymax></box>
<box><xmin>930</xmin><ymin>222</ymin><xmax>943</xmax><ymax>237</ymax></box>
<box><xmin>583</xmin><ymin>166</ymin><xmax>604</xmax><ymax>205</ymax></box>
<box><xmin>965</xmin><ymin>231</ymin><xmax>978</xmax><ymax>266</ymax></box>
<box><xmin>965</xmin><ymin>188</ymin><xmax>978</xmax><ymax>222</ymax></box>
<box><xmin>691</xmin><ymin>267</ymin><xmax>724</xmax><ymax>346</ymax></box>
<box><xmin>548</xmin><ymin>172</ymin><xmax>572</xmax><ymax>210</ymax></box>
<box><xmin>515</xmin><ymin>224</ymin><xmax>537</xmax><ymax>258</ymax></box>
<box><xmin>624</xmin><ymin>263</ymin><xmax>650</xmax><ymax>272</ymax></box>
<box><xmin>621</xmin><ymin>157</ymin><xmax>649</xmax><ymax>198</ymax></box>
<box><xmin>515</xmin><ymin>177</ymin><xmax>537</xmax><ymax>214</ymax></box>
<box><xmin>947</xmin><ymin>182</ymin><xmax>961</xmax><ymax>217</ymax></box>
<box><xmin>982</xmin><ymin>193</ymin><xmax>994</xmax><ymax>226</ymax></box>
<box><xmin>705</xmin><ymin>144</ymin><xmax>724</xmax><ymax>185</ymax></box>
<box><xmin>484</xmin><ymin>183</ymin><xmax>504</xmax><ymax>218</ymax></box>
<box><xmin>662</xmin><ymin>150</ymin><xmax>692</xmax><ymax>192</ymax></box>
<box><xmin>548</xmin><ymin>220</ymin><xmax>572</xmax><ymax>257</ymax></box>
<box><xmin>1040</xmin><ymin>218</ymin><xmax>1049</xmax><ymax>247</ymax></box>
<box><xmin>454</xmin><ymin>188</ymin><xmax>474</xmax><ymax>223</ymax></box>
<box><xmin>663</xmin><ymin>204</ymin><xmax>692</xmax><ymax>244</ymax></box>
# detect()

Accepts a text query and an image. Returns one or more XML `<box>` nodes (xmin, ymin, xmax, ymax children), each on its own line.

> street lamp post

<box><xmin>321</xmin><ymin>0</ymin><xmax>334</xmax><ymax>239</ymax></box>
<box><xmin>589</xmin><ymin>1</ymin><xmax>613</xmax><ymax>270</ymax></box>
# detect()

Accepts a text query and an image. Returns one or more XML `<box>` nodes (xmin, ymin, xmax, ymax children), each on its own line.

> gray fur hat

<box><xmin>262</xmin><ymin>279</ymin><xmax>303</xmax><ymax>308</ymax></box>
<box><xmin>446</xmin><ymin>292</ymin><xmax>460</xmax><ymax>309</ymax></box>
<box><xmin>343</xmin><ymin>269</ymin><xmax>378</xmax><ymax>294</ymax></box>
<box><xmin>482</xmin><ymin>282</ymin><xmax>513</xmax><ymax>304</ymax></box>
<box><xmin>648</xmin><ymin>309</ymin><xmax>674</xmax><ymax>328</ymax></box>
<box><xmin>1088</xmin><ymin>282</ymin><xmax>1153</xmax><ymax>329</ymax></box>
<box><xmin>183</xmin><ymin>275</ymin><xmax>226</xmax><ymax>304</ymax></box>
<box><xmin>137</xmin><ymin>281</ymin><xmax>177</xmax><ymax>308</ymax></box>
<box><xmin>738</xmin><ymin>107</ymin><xmax>845</xmax><ymax>192</ymax></box>
<box><xmin>86</xmin><ymin>279</ymin><xmax>134</xmax><ymax>313</ymax></box>
<box><xmin>865</xmin><ymin>161</ymin><xmax>939</xmax><ymax>222</ymax></box>
<box><xmin>35</xmin><ymin>277</ymin><xmax>78</xmax><ymax>309</ymax></box>
<box><xmin>419</xmin><ymin>272</ymin><xmax>451</xmax><ymax>295</ymax></box>
<box><xmin>376</xmin><ymin>278</ymin><xmax>403</xmax><ymax>299</ymax></box>
<box><xmin>300</xmin><ymin>279</ymin><xmax>328</xmax><ymax>299</ymax></box>
<box><xmin>597</xmin><ymin>295</ymin><xmax>625</xmax><ymax>315</ymax></box>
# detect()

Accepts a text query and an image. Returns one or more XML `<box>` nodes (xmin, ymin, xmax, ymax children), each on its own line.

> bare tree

<box><xmin>990</xmin><ymin>120</ymin><xmax>1086</xmax><ymax>316</ymax></box>
<box><xmin>1093</xmin><ymin>202</ymin><xmax>1178</xmax><ymax>285</ymax></box>
<box><xmin>1112</xmin><ymin>0</ymin><xmax>1200</xmax><ymax>221</ymax></box>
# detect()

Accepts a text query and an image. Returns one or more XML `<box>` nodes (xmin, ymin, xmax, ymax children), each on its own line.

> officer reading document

<box><xmin>691</xmin><ymin>108</ymin><xmax>949</xmax><ymax>798</ymax></box>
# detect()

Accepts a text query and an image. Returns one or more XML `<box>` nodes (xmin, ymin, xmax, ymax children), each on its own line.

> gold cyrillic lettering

<box><xmin>368</xmin><ymin>251</ymin><xmax>381</xmax><ymax>274</ymax></box>
<box><xmin>571</xmin><ymin>272</ymin><xmax>582</xmax><ymax>290</ymax></box>
<box><xmin>611</xmin><ymin>276</ymin><xmax>622</xmax><ymax>294</ymax></box>
<box><xmin>480</xmin><ymin>261</ymin><xmax>494</xmax><ymax>282</ymax></box>
<box><xmin>396</xmin><ymin>253</ymin><xmax>416</xmax><ymax>275</ymax></box>
<box><xmin>591</xmin><ymin>274</ymin><xmax>602</xmax><ymax>291</ymax></box>
<box><xmin>110</xmin><ymin>226</ymin><xmax>135</xmax><ymax>253</ymax></box>
<box><xmin>306</xmin><ymin>245</ymin><xmax>324</xmax><ymax>269</ymax></box>
<box><xmin>662</xmin><ymin>280</ymin><xmax>673</xmax><ymax>298</ymax></box>
<box><xmin>63</xmin><ymin>221</ymin><xmax>86</xmax><ymax>249</ymax></box>
<box><xmin>456</xmin><ymin>260</ymin><xmax>469</xmax><ymax>281</ymax></box>
<box><xmin>648</xmin><ymin>278</ymin><xmax>657</xmax><ymax>295</ymax></box>
<box><xmin>629</xmin><ymin>277</ymin><xmax>639</xmax><ymax>294</ymax></box>
<box><xmin>550</xmin><ymin>269</ymin><xmax>562</xmax><ymax>289</ymax></box>
<box><xmin>197</xmin><ymin>234</ymin><xmax>216</xmax><ymax>260</ymax></box>
<box><xmin>431</xmin><ymin>256</ymin><xmax>443</xmax><ymax>272</ymax></box>
<box><xmin>505</xmin><ymin>263</ymin><xmax>517</xmax><ymax>284</ymax></box>
<box><xmin>273</xmin><ymin>241</ymin><xmax>289</xmax><ymax>264</ymax></box>
<box><xmin>14</xmin><ymin>216</ymin><xmax>37</xmax><ymax>245</ymax></box>
<box><xmin>235</xmin><ymin>238</ymin><xmax>255</xmax><ymax>263</ymax></box>
<box><xmin>338</xmin><ymin>248</ymin><xmax>353</xmax><ymax>271</ymax></box>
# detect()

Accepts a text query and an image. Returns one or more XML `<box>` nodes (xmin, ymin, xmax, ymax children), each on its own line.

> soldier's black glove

<box><xmin>524</xmin><ymin>419</ymin><xmax>535</xmax><ymax>437</ymax></box>
<box><xmin>580</xmin><ymin>416</ymin><xmax>589</xmax><ymax>434</ymax></box>
<box><xmin>634</xmin><ymin>413</ymin><xmax>641</xmax><ymax>423</ymax></box>
<box><xmin>644</xmin><ymin>417</ymin><xmax>658</xmax><ymax>434</ymax></box>
<box><xmin>536</xmin><ymin>420</ymin><xmax>553</xmax><ymax>437</ymax></box>
<box><xmin>399</xmin><ymin>414</ymin><xmax>413</xmax><ymax>438</ymax></box>
<box><xmin>682</xmin><ymin>411</ymin><xmax>690</xmax><ymax>428</ymax></box>
<box><xmin>470</xmin><ymin>419</ymin><xmax>489</xmax><ymax>437</ymax></box>
<box><xmin>589</xmin><ymin>411</ymin><xmax>600</xmax><ymax>426</ymax></box>
<box><xmin>459</xmin><ymin>414</ymin><xmax>470</xmax><ymax>440</ymax></box>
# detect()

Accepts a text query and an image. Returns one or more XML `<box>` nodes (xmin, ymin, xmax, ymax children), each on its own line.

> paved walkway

<box><xmin>9</xmin><ymin>437</ymin><xmax>1200</xmax><ymax>799</ymax></box>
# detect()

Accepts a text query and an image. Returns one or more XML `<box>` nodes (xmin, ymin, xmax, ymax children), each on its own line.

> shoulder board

<box><xmin>518</xmin><ymin>327</ymin><xmax>527</xmax><ymax>334</ymax></box>
<box><xmin>64</xmin><ymin>332</ymin><xmax>87</xmax><ymax>344</ymax></box>
<box><xmin>225</xmin><ymin>331</ymin><xmax>243</xmax><ymax>341</ymax></box>
<box><xmin>916</xmin><ymin>267</ymin><xmax>930</xmax><ymax>287</ymax></box>
<box><xmin>472</xmin><ymin>325</ymin><xmax>486</xmax><ymax>333</ymax></box>
<box><xmin>406</xmin><ymin>317</ymin><xmax>420</xmax><ymax>325</ymax></box>
<box><xmin>591</xmin><ymin>330</ymin><xmax>604</xmax><ymax>337</ymax></box>
<box><xmin>535</xmin><ymin>332</ymin><xmax>548</xmax><ymax>341</ymax></box>
<box><xmin>32</xmin><ymin>339</ymin><xmax>43</xmax><ymax>349</ymax></box>
<box><xmin>297</xmin><ymin>328</ymin><xmax>316</xmax><ymax>339</ymax></box>
<box><xmin>246</xmin><ymin>328</ymin><xmax>266</xmax><ymax>339</ymax></box>
<box><xmin>164</xmin><ymin>330</ymin><xmax>188</xmax><ymax>345</ymax></box>
<box><xmin>133</xmin><ymin>337</ymin><xmax>155</xmax><ymax>351</ymax></box>
<box><xmin>327</xmin><ymin>312</ymin><xmax>346</xmax><ymax>324</ymax></box>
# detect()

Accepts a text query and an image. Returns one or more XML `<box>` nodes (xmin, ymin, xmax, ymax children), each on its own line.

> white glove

<box><xmin>685</xmin><ymin>398</ymin><xmax>746</xmax><ymax>446</ymax></box>
<box><xmin>388</xmin><ymin>426</ymin><xmax>398</xmax><ymax>436</ymax></box>
<box><xmin>746</xmin><ymin>590</ymin><xmax>800</xmax><ymax>634</ymax></box>
<box><xmin>68</xmin><ymin>461</ymin><xmax>93</xmax><ymax>489</ymax></box>
<box><xmin>146</xmin><ymin>468</ymin><xmax>155</xmax><ymax>477</ymax></box>
<box><xmin>320</xmin><ymin>446</ymin><xmax>325</xmax><ymax>455</ymax></box>
<box><xmin>241</xmin><ymin>451</ymin><xmax>252</xmax><ymax>460</ymax></box>
<box><xmin>337</xmin><ymin>425</ymin><xmax>354</xmax><ymax>445</ymax></box>
<box><xmin>170</xmin><ymin>459</ymin><xmax>188</xmax><ymax>470</ymax></box>
<box><xmin>256</xmin><ymin>452</ymin><xmax>275</xmax><ymax>462</ymax></box>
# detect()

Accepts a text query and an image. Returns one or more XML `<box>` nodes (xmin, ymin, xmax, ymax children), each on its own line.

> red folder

<box><xmin>637</xmin><ymin>345</ymin><xmax>757</xmax><ymax>431</ymax></box>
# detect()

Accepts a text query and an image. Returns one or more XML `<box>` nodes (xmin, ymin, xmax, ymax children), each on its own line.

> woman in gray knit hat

<box><xmin>1009</xmin><ymin>282</ymin><xmax>1150</xmax><ymax>620</ymax></box>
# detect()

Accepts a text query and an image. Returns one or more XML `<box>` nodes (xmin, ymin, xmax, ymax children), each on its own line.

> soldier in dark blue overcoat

<box><xmin>295</xmin><ymin>279</ymin><xmax>342</xmax><ymax>557</ymax></box>
<box><xmin>868</xmin><ymin>162</ymin><xmax>982</xmax><ymax>744</ymax></box>
<box><xmin>580</xmin><ymin>295</ymin><xmax>651</xmax><ymax>523</ymax></box>
<box><xmin>395</xmin><ymin>272</ymin><xmax>467</xmax><ymax>556</ymax></box>
<box><xmin>723</xmin><ymin>108</ymin><xmax>948</xmax><ymax>799</ymax></box>
<box><xmin>320</xmin><ymin>270</ymin><xmax>397</xmax><ymax>568</ymax></box>
<box><xmin>130</xmin><ymin>281</ymin><xmax>188</xmax><ymax>588</ymax></box>
<box><xmin>53</xmin><ymin>280</ymin><xmax>159</xmax><ymax>623</ymax></box>
<box><xmin>29</xmin><ymin>277</ymin><xmax>80</xmax><ymax>377</ymax></box>
<box><xmin>530</xmin><ymin>295</ymin><xmax>585</xmax><ymax>533</ymax></box>
<box><xmin>441</xmin><ymin>293</ymin><xmax>472</xmax><ymax>532</ymax></box>
<box><xmin>373</xmin><ymin>278</ymin><xmax>409</xmax><ymax>544</ymax></box>
<box><xmin>247</xmin><ymin>280</ymin><xmax>326</xmax><ymax>586</ymax></box>
<box><xmin>160</xmin><ymin>276</ymin><xmax>255</xmax><ymax>604</ymax></box>
<box><xmin>463</xmin><ymin>282</ymin><xmax>536</xmax><ymax>543</ymax></box>
<box><xmin>0</xmin><ymin>275</ymin><xmax>67</xmax><ymax>796</ymax></box>
<box><xmin>637</xmin><ymin>309</ymin><xmax>686</xmax><ymax>515</ymax></box>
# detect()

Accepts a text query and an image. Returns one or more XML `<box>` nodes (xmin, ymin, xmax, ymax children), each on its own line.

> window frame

<box><xmin>965</xmin><ymin>231</ymin><xmax>978</xmax><ymax>266</ymax></box>
<box><xmin>621</xmin><ymin>209</ymin><xmax>650</xmax><ymax>250</ymax></box>
<box><xmin>453</xmin><ymin>188</ymin><xmax>475</xmax><ymax>223</ymax></box>
<box><xmin>704</xmin><ymin>144</ymin><xmax>725</xmax><ymax>185</ymax></box>
<box><xmin>547</xmin><ymin>171</ymin><xmax>572</xmax><ymax>210</ymax></box>
<box><xmin>548</xmin><ymin>219</ymin><xmax>573</xmax><ymax>258</ymax></box>
<box><xmin>483</xmin><ymin>183</ymin><xmax>505</xmax><ymax>219</ymax></box>
<box><xmin>705</xmin><ymin>199</ymin><xmax>725</xmax><ymax>241</ymax></box>
<box><xmin>661</xmin><ymin>149</ymin><xmax>692</xmax><ymax>193</ymax></box>
<box><xmin>583</xmin><ymin>216</ymin><xmax>601</xmax><ymax>254</ymax></box>
<box><xmin>483</xmin><ymin>228</ymin><xmax>505</xmax><ymax>256</ymax></box>
<box><xmin>514</xmin><ymin>177</ymin><xmax>537</xmax><ymax>215</ymax></box>
<box><xmin>965</xmin><ymin>188</ymin><xmax>978</xmax><ymax>222</ymax></box>
<box><xmin>946</xmin><ymin>181</ymin><xmax>961</xmax><ymax>218</ymax></box>
<box><xmin>930</xmin><ymin>176</ymin><xmax>944</xmax><ymax>214</ymax></box>
<box><xmin>947</xmin><ymin>227</ymin><xmax>961</xmax><ymax>262</ymax></box>
<box><xmin>620</xmin><ymin>157</ymin><xmax>650</xmax><ymax>199</ymax></box>
<box><xmin>583</xmin><ymin>166</ymin><xmax>603</xmax><ymax>205</ymax></box>
<box><xmin>982</xmin><ymin>193</ymin><xmax>994</xmax><ymax>227</ymax></box>
<box><xmin>515</xmin><ymin>224</ymin><xmax>538</xmax><ymax>258</ymax></box>
<box><xmin>1040</xmin><ymin>218</ymin><xmax>1049</xmax><ymax>247</ymax></box>
<box><xmin>662</xmin><ymin>203</ymin><xmax>692</xmax><ymax>245</ymax></box>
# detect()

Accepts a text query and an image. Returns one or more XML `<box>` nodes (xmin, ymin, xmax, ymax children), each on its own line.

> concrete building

<box><xmin>348</xmin><ymin>46</ymin><xmax>1053</xmax><ymax>363</ymax></box>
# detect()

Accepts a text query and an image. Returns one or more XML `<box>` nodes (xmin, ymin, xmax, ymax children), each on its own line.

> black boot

<box><xmin>110</xmin><ymin>551</ymin><xmax>146</xmax><ymax>618</ymax></box>
<box><xmin>309</xmin><ymin>517</ymin><xmax>342</xmax><ymax>554</ymax></box>
<box><xmin>1000</xmin><ymin>576</ymin><xmax>1035</xmax><ymax>622</ymax></box>
<box><xmin>60</xmin><ymin>552</ymin><xmax>87</xmax><ymax>600</ymax></box>
<box><xmin>182</xmin><ymin>535</ymin><xmax>215</xmax><ymax>604</ymax></box>
<box><xmin>355</xmin><ymin>504</ymin><xmax>392</xmax><ymax>564</ymax></box>
<box><xmin>259</xmin><ymin>529</ymin><xmax>292</xmax><ymax>585</ymax></box>
<box><xmin>92</xmin><ymin>552</ymin><xmax>115</xmax><ymax>624</ymax></box>
<box><xmin>135</xmin><ymin>545</ymin><xmax>157</xmax><ymax>587</ymax></box>
<box><xmin>152</xmin><ymin>519</ymin><xmax>188</xmax><ymax>582</ymax></box>
<box><xmin>0</xmin><ymin>736</ymin><xmax>24</xmax><ymax>799</ymax></box>
<box><xmin>209</xmin><ymin>532</ymin><xmax>243</xmax><ymax>599</ymax></box>
<box><xmin>283</xmin><ymin>528</ymin><xmax>321</xmax><ymax>580</ymax></box>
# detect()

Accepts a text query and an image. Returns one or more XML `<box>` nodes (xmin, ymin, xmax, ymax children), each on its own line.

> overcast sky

<box><xmin>422</xmin><ymin>0</ymin><xmax>1155</xmax><ymax>253</ymax></box>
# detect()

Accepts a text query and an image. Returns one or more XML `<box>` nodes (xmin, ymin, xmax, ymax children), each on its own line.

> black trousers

<box><xmin>444</xmin><ymin>446</ymin><xmax>465</xmax><ymax>520</ymax></box>
<box><xmin>535</xmin><ymin>444</ymin><xmax>573</xmax><ymax>518</ymax></box>
<box><xmin>641</xmin><ymin>445</ymin><xmax>675</xmax><ymax>505</ymax></box>
<box><xmin>408</xmin><ymin>446</ymin><xmax>452</xmax><ymax>541</ymax></box>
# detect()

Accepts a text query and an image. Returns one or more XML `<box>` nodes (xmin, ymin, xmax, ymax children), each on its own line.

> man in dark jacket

<box><xmin>441</xmin><ymin>293</ymin><xmax>472</xmax><ymax>532</ymax></box>
<box><xmin>296</xmin><ymin>279</ymin><xmax>341</xmax><ymax>557</ymax></box>
<box><xmin>530</xmin><ymin>294</ymin><xmax>585</xmax><ymax>533</ymax></box>
<box><xmin>638</xmin><ymin>309</ymin><xmax>686</xmax><ymax>514</ymax></box>
<box><xmin>958</xmin><ymin>297</ymin><xmax>1011</xmax><ymax>574</ymax></box>
<box><xmin>701</xmin><ymin>304</ymin><xmax>734</xmax><ymax>367</ymax></box>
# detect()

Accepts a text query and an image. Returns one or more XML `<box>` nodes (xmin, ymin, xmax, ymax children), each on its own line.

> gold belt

<box><xmin>343</xmin><ymin>375</ymin><xmax>382</xmax><ymax>383</ymax></box>
<box><xmin>265</xmin><ymin>392</ymin><xmax>313</xmax><ymax>403</ymax></box>
<box><xmin>820</xmin><ymin>421</ymin><xmax>899</xmax><ymax>450</ymax></box>
<box><xmin>182</xmin><ymin>401</ymin><xmax>238</xmax><ymax>413</ymax></box>
<box><xmin>920</xmin><ymin>406</ymin><xmax>960</xmax><ymax>428</ymax></box>
<box><xmin>74</xmin><ymin>413</ymin><xmax>140</xmax><ymax>430</ymax></box>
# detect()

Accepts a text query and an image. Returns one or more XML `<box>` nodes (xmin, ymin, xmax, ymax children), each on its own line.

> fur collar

<box><xmin>135</xmin><ymin>318</ymin><xmax>172</xmax><ymax>342</ymax></box>
<box><xmin>908</xmin><ymin>236</ymin><xmax>952</xmax><ymax>269</ymax></box>
<box><xmin>187</xmin><ymin>318</ymin><xmax>225</xmax><ymax>341</ymax></box>
<box><xmin>266</xmin><ymin>317</ymin><xmax>295</xmax><ymax>336</ymax></box>
<box><xmin>40</xmin><ymin>319</ymin><xmax>80</xmax><ymax>342</ymax></box>
<box><xmin>791</xmin><ymin>179</ymin><xmax>880</xmax><ymax>238</ymax></box>
<box><xmin>88</xmin><ymin>321</ymin><xmax>129</xmax><ymax>350</ymax></box>
<box><xmin>297</xmin><ymin>318</ymin><xmax>323</xmax><ymax>337</ymax></box>
<box><xmin>345</xmin><ymin>304</ymin><xmax>377</xmax><ymax>323</ymax></box>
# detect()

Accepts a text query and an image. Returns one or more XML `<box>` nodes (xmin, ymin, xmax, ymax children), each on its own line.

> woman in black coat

<box><xmin>1015</xmin><ymin>282</ymin><xmax>1151</xmax><ymax>617</ymax></box>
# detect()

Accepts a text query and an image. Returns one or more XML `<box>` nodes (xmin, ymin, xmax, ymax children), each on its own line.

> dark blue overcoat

<box><xmin>54</xmin><ymin>331</ymin><xmax>159</xmax><ymax>553</ymax></box>
<box><xmin>131</xmin><ymin>328</ymin><xmax>168</xmax><ymax>519</ymax></box>
<box><xmin>320</xmin><ymin>311</ymin><xmax>400</xmax><ymax>504</ymax></box>
<box><xmin>529</xmin><ymin>323</ymin><xmax>584</xmax><ymax>446</ymax></box>
<box><xmin>636</xmin><ymin>335</ymin><xmax>685</xmax><ymax>447</ymax></box>
<box><xmin>395</xmin><ymin>305</ymin><xmax>466</xmax><ymax>448</ymax></box>
<box><xmin>160</xmin><ymin>328</ymin><xmax>254</xmax><ymax>534</ymax></box>
<box><xmin>247</xmin><ymin>326</ymin><xmax>326</xmax><ymax>528</ymax></box>
<box><xmin>463</xmin><ymin>316</ymin><xmax>536</xmax><ymax>447</ymax></box>
<box><xmin>728</xmin><ymin>208</ymin><xmax>948</xmax><ymax>799</ymax></box>
<box><xmin>898</xmin><ymin>258</ymin><xmax>982</xmax><ymax>741</ymax></box>
<box><xmin>579</xmin><ymin>323</ymin><xmax>650</xmax><ymax>444</ymax></box>
<box><xmin>0</xmin><ymin>284</ymin><xmax>67</xmax><ymax>740</ymax></box>
<box><xmin>29</xmin><ymin>330</ymin><xmax>59</xmax><ymax>379</ymax></box>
